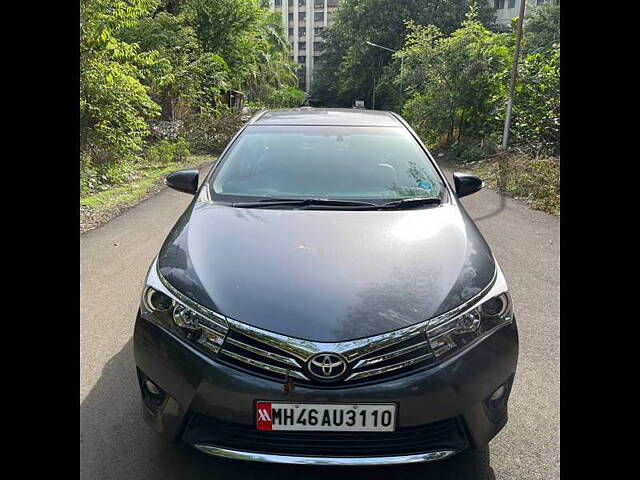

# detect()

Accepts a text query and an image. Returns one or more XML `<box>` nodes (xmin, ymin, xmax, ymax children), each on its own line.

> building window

<box><xmin>327</xmin><ymin>0</ymin><xmax>338</xmax><ymax>6</ymax></box>
<box><xmin>299</xmin><ymin>42</ymin><xmax>306</xmax><ymax>50</ymax></box>
<box><xmin>274</xmin><ymin>0</ymin><xmax>281</xmax><ymax>6</ymax></box>
<box><xmin>314</xmin><ymin>0</ymin><xmax>324</xmax><ymax>8</ymax></box>
<box><xmin>314</xmin><ymin>11</ymin><xmax>324</xmax><ymax>21</ymax></box>
<box><xmin>299</xmin><ymin>27</ymin><xmax>306</xmax><ymax>36</ymax></box>
<box><xmin>298</xmin><ymin>55</ymin><xmax>306</xmax><ymax>64</ymax></box>
<box><xmin>314</xmin><ymin>26</ymin><xmax>324</xmax><ymax>35</ymax></box>
<box><xmin>288</xmin><ymin>0</ymin><xmax>293</xmax><ymax>6</ymax></box>
<box><xmin>508</xmin><ymin>0</ymin><xmax>516</xmax><ymax>7</ymax></box>
<box><xmin>298</xmin><ymin>0</ymin><xmax>306</xmax><ymax>6</ymax></box>
<box><xmin>494</xmin><ymin>0</ymin><xmax>505</xmax><ymax>9</ymax></box>
<box><xmin>288</xmin><ymin>13</ymin><xmax>293</xmax><ymax>22</ymax></box>
<box><xmin>299</xmin><ymin>12</ymin><xmax>306</xmax><ymax>21</ymax></box>
<box><xmin>288</xmin><ymin>28</ymin><xmax>294</xmax><ymax>36</ymax></box>
<box><xmin>314</xmin><ymin>41</ymin><xmax>322</xmax><ymax>51</ymax></box>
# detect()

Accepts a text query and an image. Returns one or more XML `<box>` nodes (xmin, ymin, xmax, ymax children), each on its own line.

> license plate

<box><xmin>256</xmin><ymin>401</ymin><xmax>396</xmax><ymax>432</ymax></box>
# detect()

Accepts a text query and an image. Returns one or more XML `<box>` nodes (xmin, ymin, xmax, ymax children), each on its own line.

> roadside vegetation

<box><xmin>80</xmin><ymin>154</ymin><xmax>215</xmax><ymax>232</ymax></box>
<box><xmin>461</xmin><ymin>153</ymin><xmax>559</xmax><ymax>216</ymax></box>
<box><xmin>80</xmin><ymin>0</ymin><xmax>304</xmax><ymax>228</ymax></box>
<box><xmin>313</xmin><ymin>0</ymin><xmax>560</xmax><ymax>215</ymax></box>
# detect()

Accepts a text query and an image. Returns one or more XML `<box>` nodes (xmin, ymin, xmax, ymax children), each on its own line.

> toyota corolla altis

<box><xmin>134</xmin><ymin>108</ymin><xmax>518</xmax><ymax>465</ymax></box>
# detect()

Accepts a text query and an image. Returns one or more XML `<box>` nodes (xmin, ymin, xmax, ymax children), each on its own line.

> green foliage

<box><xmin>145</xmin><ymin>138</ymin><xmax>191</xmax><ymax>164</ymax></box>
<box><xmin>399</xmin><ymin>10</ymin><xmax>511</xmax><ymax>146</ymax></box>
<box><xmin>81</xmin><ymin>0</ymin><xmax>300</xmax><ymax>196</ymax></box>
<box><xmin>184</xmin><ymin>0</ymin><xmax>262</xmax><ymax>57</ymax></box>
<box><xmin>312</xmin><ymin>0</ymin><xmax>497</xmax><ymax>109</ymax></box>
<box><xmin>174</xmin><ymin>137</ymin><xmax>191</xmax><ymax>160</ymax></box>
<box><xmin>469</xmin><ymin>154</ymin><xmax>560</xmax><ymax>216</ymax></box>
<box><xmin>184</xmin><ymin>109</ymin><xmax>245</xmax><ymax>154</ymax></box>
<box><xmin>250</xmin><ymin>86</ymin><xmax>306</xmax><ymax>109</ymax></box>
<box><xmin>511</xmin><ymin>45</ymin><xmax>560</xmax><ymax>155</ymax></box>
<box><xmin>524</xmin><ymin>3</ymin><xmax>560</xmax><ymax>54</ymax></box>
<box><xmin>80</xmin><ymin>0</ymin><xmax>166</xmax><ymax>162</ymax></box>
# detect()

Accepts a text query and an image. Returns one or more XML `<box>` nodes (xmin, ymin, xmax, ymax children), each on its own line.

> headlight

<box><xmin>426</xmin><ymin>292</ymin><xmax>513</xmax><ymax>358</ymax></box>
<box><xmin>141</xmin><ymin>285</ymin><xmax>228</xmax><ymax>355</ymax></box>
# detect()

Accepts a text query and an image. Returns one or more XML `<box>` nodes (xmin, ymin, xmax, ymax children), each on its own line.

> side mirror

<box><xmin>165</xmin><ymin>169</ymin><xmax>199</xmax><ymax>195</ymax></box>
<box><xmin>453</xmin><ymin>172</ymin><xmax>483</xmax><ymax>198</ymax></box>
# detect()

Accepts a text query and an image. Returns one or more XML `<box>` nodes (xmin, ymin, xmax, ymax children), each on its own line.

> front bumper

<box><xmin>133</xmin><ymin>313</ymin><xmax>518</xmax><ymax>464</ymax></box>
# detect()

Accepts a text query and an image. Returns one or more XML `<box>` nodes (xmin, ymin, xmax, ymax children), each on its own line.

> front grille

<box><xmin>217</xmin><ymin>327</ymin><xmax>438</xmax><ymax>387</ymax></box>
<box><xmin>183</xmin><ymin>413</ymin><xmax>469</xmax><ymax>456</ymax></box>
<box><xmin>347</xmin><ymin>332</ymin><xmax>435</xmax><ymax>382</ymax></box>
<box><xmin>219</xmin><ymin>329</ymin><xmax>310</xmax><ymax>382</ymax></box>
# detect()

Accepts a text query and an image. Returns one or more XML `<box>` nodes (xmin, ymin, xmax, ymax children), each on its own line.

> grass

<box><xmin>80</xmin><ymin>155</ymin><xmax>215</xmax><ymax>214</ymax></box>
<box><xmin>463</xmin><ymin>153</ymin><xmax>560</xmax><ymax>216</ymax></box>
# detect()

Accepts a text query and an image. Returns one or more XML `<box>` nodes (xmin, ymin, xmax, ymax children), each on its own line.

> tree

<box><xmin>397</xmin><ymin>7</ymin><xmax>510</xmax><ymax>146</ymax></box>
<box><xmin>119</xmin><ymin>12</ymin><xmax>230</xmax><ymax>118</ymax></box>
<box><xmin>80</xmin><ymin>0</ymin><xmax>166</xmax><ymax>162</ymax></box>
<box><xmin>523</xmin><ymin>2</ymin><xmax>560</xmax><ymax>54</ymax></box>
<box><xmin>511</xmin><ymin>44</ymin><xmax>560</xmax><ymax>154</ymax></box>
<box><xmin>311</xmin><ymin>0</ymin><xmax>496</xmax><ymax>110</ymax></box>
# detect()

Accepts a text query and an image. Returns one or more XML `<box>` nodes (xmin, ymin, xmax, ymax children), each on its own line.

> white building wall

<box><xmin>490</xmin><ymin>0</ymin><xmax>557</xmax><ymax>27</ymax></box>
<box><xmin>271</xmin><ymin>0</ymin><xmax>340</xmax><ymax>93</ymax></box>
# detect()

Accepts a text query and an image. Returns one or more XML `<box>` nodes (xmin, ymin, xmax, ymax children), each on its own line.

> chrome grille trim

<box><xmin>193</xmin><ymin>445</ymin><xmax>458</xmax><ymax>465</ymax></box>
<box><xmin>219</xmin><ymin>349</ymin><xmax>310</xmax><ymax>381</ymax></box>
<box><xmin>346</xmin><ymin>352</ymin><xmax>435</xmax><ymax>382</ymax></box>
<box><xmin>222</xmin><ymin>267</ymin><xmax>497</xmax><ymax>366</ymax></box>
<box><xmin>352</xmin><ymin>335</ymin><xmax>430</xmax><ymax>371</ymax></box>
<box><xmin>225</xmin><ymin>337</ymin><xmax>301</xmax><ymax>368</ymax></box>
<box><xmin>153</xmin><ymin>259</ymin><xmax>502</xmax><ymax>385</ymax></box>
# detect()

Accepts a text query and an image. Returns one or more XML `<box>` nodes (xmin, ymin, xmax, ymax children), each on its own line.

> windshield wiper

<box><xmin>378</xmin><ymin>197</ymin><xmax>442</xmax><ymax>209</ymax></box>
<box><xmin>230</xmin><ymin>198</ymin><xmax>379</xmax><ymax>208</ymax></box>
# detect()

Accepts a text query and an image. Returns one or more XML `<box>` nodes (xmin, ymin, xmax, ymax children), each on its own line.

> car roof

<box><xmin>249</xmin><ymin>108</ymin><xmax>402</xmax><ymax>127</ymax></box>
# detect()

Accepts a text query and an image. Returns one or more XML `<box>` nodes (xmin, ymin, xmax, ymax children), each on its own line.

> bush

<box><xmin>81</xmin><ymin>153</ymin><xmax>141</xmax><ymax>195</ymax></box>
<box><xmin>447</xmin><ymin>136</ymin><xmax>499</xmax><ymax>163</ymax></box>
<box><xmin>184</xmin><ymin>109</ymin><xmax>244</xmax><ymax>154</ymax></box>
<box><xmin>174</xmin><ymin>137</ymin><xmax>190</xmax><ymax>160</ymax></box>
<box><xmin>251</xmin><ymin>86</ymin><xmax>305</xmax><ymax>109</ymax></box>
<box><xmin>144</xmin><ymin>137</ymin><xmax>191</xmax><ymax>164</ymax></box>
<box><xmin>80</xmin><ymin>154</ymin><xmax>99</xmax><ymax>195</ymax></box>
<box><xmin>470</xmin><ymin>154</ymin><xmax>560</xmax><ymax>216</ymax></box>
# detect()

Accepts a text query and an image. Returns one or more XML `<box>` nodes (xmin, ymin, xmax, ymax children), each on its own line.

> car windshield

<box><xmin>209</xmin><ymin>125</ymin><xmax>446</xmax><ymax>204</ymax></box>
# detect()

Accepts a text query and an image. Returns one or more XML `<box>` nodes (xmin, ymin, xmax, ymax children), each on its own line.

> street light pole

<box><xmin>502</xmin><ymin>0</ymin><xmax>527</xmax><ymax>150</ymax></box>
<box><xmin>365</xmin><ymin>41</ymin><xmax>403</xmax><ymax>108</ymax></box>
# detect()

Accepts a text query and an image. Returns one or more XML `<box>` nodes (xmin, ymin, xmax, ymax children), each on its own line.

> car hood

<box><xmin>158</xmin><ymin>201</ymin><xmax>495</xmax><ymax>342</ymax></box>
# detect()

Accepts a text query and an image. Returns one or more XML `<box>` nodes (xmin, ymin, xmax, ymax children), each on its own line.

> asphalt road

<box><xmin>80</xmin><ymin>164</ymin><xmax>559</xmax><ymax>480</ymax></box>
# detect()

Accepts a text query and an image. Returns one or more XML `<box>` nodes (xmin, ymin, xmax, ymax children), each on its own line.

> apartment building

<box><xmin>270</xmin><ymin>0</ymin><xmax>340</xmax><ymax>92</ymax></box>
<box><xmin>491</xmin><ymin>0</ymin><xmax>559</xmax><ymax>26</ymax></box>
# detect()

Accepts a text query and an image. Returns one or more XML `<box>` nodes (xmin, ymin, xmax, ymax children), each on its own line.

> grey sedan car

<box><xmin>134</xmin><ymin>108</ymin><xmax>518</xmax><ymax>466</ymax></box>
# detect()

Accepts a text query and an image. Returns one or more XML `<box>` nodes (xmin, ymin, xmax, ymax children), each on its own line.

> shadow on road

<box><xmin>470</xmin><ymin>157</ymin><xmax>509</xmax><ymax>223</ymax></box>
<box><xmin>81</xmin><ymin>339</ymin><xmax>495</xmax><ymax>480</ymax></box>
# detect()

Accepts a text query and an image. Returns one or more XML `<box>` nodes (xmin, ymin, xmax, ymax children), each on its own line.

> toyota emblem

<box><xmin>307</xmin><ymin>353</ymin><xmax>348</xmax><ymax>381</ymax></box>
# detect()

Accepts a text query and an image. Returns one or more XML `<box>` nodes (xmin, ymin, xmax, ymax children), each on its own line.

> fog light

<box><xmin>490</xmin><ymin>385</ymin><xmax>506</xmax><ymax>401</ymax></box>
<box><xmin>144</xmin><ymin>379</ymin><xmax>161</xmax><ymax>396</ymax></box>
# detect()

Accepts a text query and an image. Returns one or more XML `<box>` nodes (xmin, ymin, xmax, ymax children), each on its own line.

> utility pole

<box><xmin>372</xmin><ymin>71</ymin><xmax>376</xmax><ymax>110</ymax></box>
<box><xmin>365</xmin><ymin>41</ymin><xmax>404</xmax><ymax>109</ymax></box>
<box><xmin>502</xmin><ymin>0</ymin><xmax>527</xmax><ymax>149</ymax></box>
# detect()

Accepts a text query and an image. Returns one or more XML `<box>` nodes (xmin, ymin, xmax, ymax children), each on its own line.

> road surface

<box><xmin>80</xmin><ymin>164</ymin><xmax>559</xmax><ymax>479</ymax></box>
